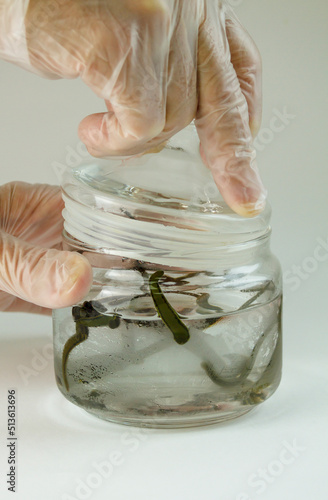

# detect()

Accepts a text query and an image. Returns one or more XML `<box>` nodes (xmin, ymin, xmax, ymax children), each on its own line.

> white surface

<box><xmin>0</xmin><ymin>1</ymin><xmax>328</xmax><ymax>499</ymax></box>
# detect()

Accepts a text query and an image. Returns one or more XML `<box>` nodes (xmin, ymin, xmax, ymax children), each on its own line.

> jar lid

<box><xmin>58</xmin><ymin>126</ymin><xmax>271</xmax><ymax>267</ymax></box>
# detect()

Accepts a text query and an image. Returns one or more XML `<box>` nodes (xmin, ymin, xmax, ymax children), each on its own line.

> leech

<box><xmin>62</xmin><ymin>322</ymin><xmax>89</xmax><ymax>392</ymax></box>
<box><xmin>149</xmin><ymin>270</ymin><xmax>190</xmax><ymax>345</ymax></box>
<box><xmin>199</xmin><ymin>281</ymin><xmax>275</xmax><ymax>386</ymax></box>
<box><xmin>62</xmin><ymin>301</ymin><xmax>121</xmax><ymax>391</ymax></box>
<box><xmin>201</xmin><ymin>322</ymin><xmax>274</xmax><ymax>388</ymax></box>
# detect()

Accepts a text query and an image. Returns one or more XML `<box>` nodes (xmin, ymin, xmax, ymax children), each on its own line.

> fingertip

<box><xmin>56</xmin><ymin>253</ymin><xmax>93</xmax><ymax>308</ymax></box>
<box><xmin>222</xmin><ymin>181</ymin><xmax>267</xmax><ymax>218</ymax></box>
<box><xmin>208</xmin><ymin>154</ymin><xmax>267</xmax><ymax>218</ymax></box>
<box><xmin>230</xmin><ymin>198</ymin><xmax>267</xmax><ymax>218</ymax></box>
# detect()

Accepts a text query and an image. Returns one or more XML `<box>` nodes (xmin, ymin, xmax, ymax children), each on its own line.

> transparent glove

<box><xmin>0</xmin><ymin>0</ymin><xmax>265</xmax><ymax>217</ymax></box>
<box><xmin>0</xmin><ymin>182</ymin><xmax>93</xmax><ymax>313</ymax></box>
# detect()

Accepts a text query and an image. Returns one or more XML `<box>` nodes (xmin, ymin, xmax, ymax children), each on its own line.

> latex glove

<box><xmin>0</xmin><ymin>0</ymin><xmax>265</xmax><ymax>217</ymax></box>
<box><xmin>0</xmin><ymin>182</ymin><xmax>93</xmax><ymax>314</ymax></box>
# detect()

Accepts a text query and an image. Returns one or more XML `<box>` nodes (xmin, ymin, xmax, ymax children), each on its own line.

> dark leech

<box><xmin>62</xmin><ymin>322</ymin><xmax>89</xmax><ymax>392</ymax></box>
<box><xmin>149</xmin><ymin>271</ymin><xmax>190</xmax><ymax>345</ymax></box>
<box><xmin>62</xmin><ymin>301</ymin><xmax>121</xmax><ymax>391</ymax></box>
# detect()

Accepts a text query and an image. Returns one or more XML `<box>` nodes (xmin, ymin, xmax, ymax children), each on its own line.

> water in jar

<box><xmin>53</xmin><ymin>269</ymin><xmax>282</xmax><ymax>428</ymax></box>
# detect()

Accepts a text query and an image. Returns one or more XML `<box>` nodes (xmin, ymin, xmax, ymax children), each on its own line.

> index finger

<box><xmin>195</xmin><ymin>2</ymin><xmax>266</xmax><ymax>217</ymax></box>
<box><xmin>225</xmin><ymin>8</ymin><xmax>262</xmax><ymax>137</ymax></box>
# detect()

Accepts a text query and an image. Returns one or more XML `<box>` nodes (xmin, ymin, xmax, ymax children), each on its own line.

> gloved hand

<box><xmin>0</xmin><ymin>0</ymin><xmax>265</xmax><ymax>217</ymax></box>
<box><xmin>0</xmin><ymin>182</ymin><xmax>93</xmax><ymax>313</ymax></box>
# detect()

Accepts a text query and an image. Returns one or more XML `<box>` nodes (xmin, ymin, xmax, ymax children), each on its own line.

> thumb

<box><xmin>0</xmin><ymin>233</ymin><xmax>93</xmax><ymax>309</ymax></box>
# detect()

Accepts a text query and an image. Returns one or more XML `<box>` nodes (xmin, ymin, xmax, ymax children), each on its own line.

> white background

<box><xmin>0</xmin><ymin>0</ymin><xmax>327</xmax><ymax>499</ymax></box>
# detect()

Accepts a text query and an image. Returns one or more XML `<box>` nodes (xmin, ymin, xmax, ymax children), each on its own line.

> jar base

<box><xmin>84</xmin><ymin>406</ymin><xmax>255</xmax><ymax>429</ymax></box>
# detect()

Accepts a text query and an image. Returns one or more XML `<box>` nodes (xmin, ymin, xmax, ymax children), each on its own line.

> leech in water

<box><xmin>62</xmin><ymin>322</ymin><xmax>89</xmax><ymax>392</ymax></box>
<box><xmin>62</xmin><ymin>277</ymin><xmax>275</xmax><ymax>390</ymax></box>
<box><xmin>149</xmin><ymin>270</ymin><xmax>190</xmax><ymax>345</ymax></box>
<box><xmin>62</xmin><ymin>301</ymin><xmax>121</xmax><ymax>391</ymax></box>
<box><xmin>201</xmin><ymin>322</ymin><xmax>275</xmax><ymax>388</ymax></box>
<box><xmin>197</xmin><ymin>280</ymin><xmax>275</xmax><ymax>386</ymax></box>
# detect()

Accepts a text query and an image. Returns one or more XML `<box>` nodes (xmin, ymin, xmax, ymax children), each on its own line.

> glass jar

<box><xmin>53</xmin><ymin>126</ymin><xmax>282</xmax><ymax>428</ymax></box>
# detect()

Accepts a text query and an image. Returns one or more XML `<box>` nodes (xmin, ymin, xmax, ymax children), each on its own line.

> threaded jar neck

<box><xmin>62</xmin><ymin>192</ymin><xmax>271</xmax><ymax>267</ymax></box>
<box><xmin>60</xmin><ymin>179</ymin><xmax>271</xmax><ymax>272</ymax></box>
